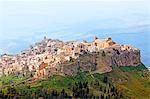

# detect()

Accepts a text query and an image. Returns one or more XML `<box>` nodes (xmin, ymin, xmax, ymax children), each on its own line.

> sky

<box><xmin>0</xmin><ymin>0</ymin><xmax>150</xmax><ymax>66</ymax></box>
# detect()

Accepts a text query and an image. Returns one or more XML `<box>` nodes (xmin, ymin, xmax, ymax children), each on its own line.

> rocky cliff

<box><xmin>0</xmin><ymin>37</ymin><xmax>141</xmax><ymax>77</ymax></box>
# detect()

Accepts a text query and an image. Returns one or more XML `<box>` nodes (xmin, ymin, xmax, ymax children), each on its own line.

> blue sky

<box><xmin>0</xmin><ymin>0</ymin><xmax>149</xmax><ymax>54</ymax></box>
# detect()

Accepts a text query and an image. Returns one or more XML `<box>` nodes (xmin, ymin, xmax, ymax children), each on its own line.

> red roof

<box><xmin>39</xmin><ymin>62</ymin><xmax>48</xmax><ymax>70</ymax></box>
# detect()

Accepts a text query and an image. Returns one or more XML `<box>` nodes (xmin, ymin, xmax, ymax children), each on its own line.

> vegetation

<box><xmin>119</xmin><ymin>63</ymin><xmax>147</xmax><ymax>72</ymax></box>
<box><xmin>0</xmin><ymin>63</ymin><xmax>149</xmax><ymax>99</ymax></box>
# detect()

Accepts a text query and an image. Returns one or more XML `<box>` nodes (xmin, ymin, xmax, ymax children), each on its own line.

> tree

<box><xmin>61</xmin><ymin>89</ymin><xmax>65</xmax><ymax>96</ymax></box>
<box><xmin>103</xmin><ymin>75</ymin><xmax>108</xmax><ymax>83</ymax></box>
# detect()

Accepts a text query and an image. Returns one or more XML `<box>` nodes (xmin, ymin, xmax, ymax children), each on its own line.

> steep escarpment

<box><xmin>57</xmin><ymin>47</ymin><xmax>140</xmax><ymax>75</ymax></box>
<box><xmin>0</xmin><ymin>37</ymin><xmax>141</xmax><ymax>78</ymax></box>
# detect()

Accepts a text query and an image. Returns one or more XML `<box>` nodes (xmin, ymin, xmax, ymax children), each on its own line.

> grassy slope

<box><xmin>0</xmin><ymin>63</ymin><xmax>149</xmax><ymax>98</ymax></box>
<box><xmin>14</xmin><ymin>72</ymin><xmax>104</xmax><ymax>96</ymax></box>
<box><xmin>109</xmin><ymin>64</ymin><xmax>150</xmax><ymax>99</ymax></box>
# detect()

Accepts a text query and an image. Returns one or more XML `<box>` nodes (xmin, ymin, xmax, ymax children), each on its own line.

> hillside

<box><xmin>0</xmin><ymin>37</ymin><xmax>149</xmax><ymax>99</ymax></box>
<box><xmin>0</xmin><ymin>63</ymin><xmax>149</xmax><ymax>99</ymax></box>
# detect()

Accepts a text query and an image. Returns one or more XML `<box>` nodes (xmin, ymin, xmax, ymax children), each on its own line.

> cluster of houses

<box><xmin>0</xmin><ymin>36</ymin><xmax>141</xmax><ymax>78</ymax></box>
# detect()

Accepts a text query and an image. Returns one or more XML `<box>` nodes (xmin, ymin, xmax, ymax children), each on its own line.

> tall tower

<box><xmin>44</xmin><ymin>36</ymin><xmax>47</xmax><ymax>40</ymax></box>
<box><xmin>94</xmin><ymin>36</ymin><xmax>98</xmax><ymax>40</ymax></box>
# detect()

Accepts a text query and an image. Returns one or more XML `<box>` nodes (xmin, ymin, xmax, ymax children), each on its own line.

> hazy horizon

<box><xmin>0</xmin><ymin>0</ymin><xmax>150</xmax><ymax>66</ymax></box>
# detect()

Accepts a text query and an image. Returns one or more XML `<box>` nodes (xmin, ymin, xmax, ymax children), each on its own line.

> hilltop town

<box><xmin>0</xmin><ymin>37</ymin><xmax>141</xmax><ymax>78</ymax></box>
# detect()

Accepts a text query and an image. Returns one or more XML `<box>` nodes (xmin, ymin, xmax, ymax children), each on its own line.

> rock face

<box><xmin>0</xmin><ymin>37</ymin><xmax>141</xmax><ymax>77</ymax></box>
